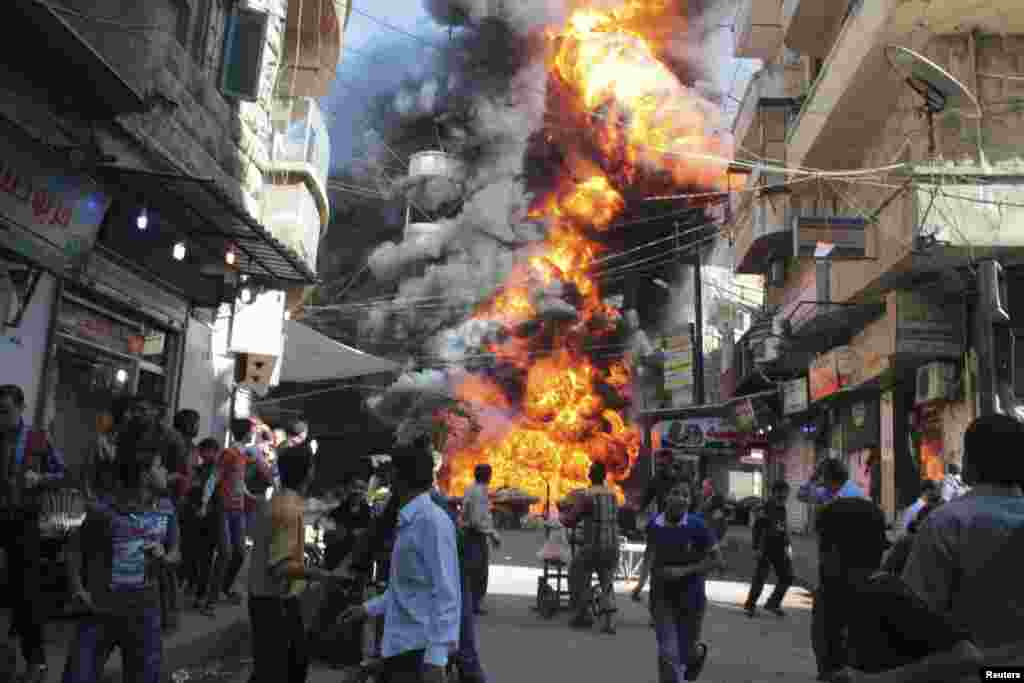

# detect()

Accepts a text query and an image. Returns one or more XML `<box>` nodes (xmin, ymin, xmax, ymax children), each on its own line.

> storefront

<box><xmin>49</xmin><ymin>262</ymin><xmax>189</xmax><ymax>471</ymax></box>
<box><xmin>0</xmin><ymin>113</ymin><xmax>112</xmax><ymax>425</ymax></box>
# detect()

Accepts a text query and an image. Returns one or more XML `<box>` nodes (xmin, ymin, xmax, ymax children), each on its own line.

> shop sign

<box><xmin>844</xmin><ymin>400</ymin><xmax>880</xmax><ymax>452</ymax></box>
<box><xmin>894</xmin><ymin>290</ymin><xmax>961</xmax><ymax>359</ymax></box>
<box><xmin>661</xmin><ymin>333</ymin><xmax>694</xmax><ymax>404</ymax></box>
<box><xmin>657</xmin><ymin>417</ymin><xmax>739</xmax><ymax>451</ymax></box>
<box><xmin>0</xmin><ymin>134</ymin><xmax>110</xmax><ymax>272</ymax></box>
<box><xmin>782</xmin><ymin>377</ymin><xmax>809</xmax><ymax>415</ymax></box>
<box><xmin>809</xmin><ymin>346</ymin><xmax>863</xmax><ymax>401</ymax></box>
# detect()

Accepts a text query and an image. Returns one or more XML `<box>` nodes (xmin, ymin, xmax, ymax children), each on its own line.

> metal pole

<box><xmin>693</xmin><ymin>250</ymin><xmax>705</xmax><ymax>406</ymax></box>
<box><xmin>226</xmin><ymin>286</ymin><xmax>238</xmax><ymax>436</ymax></box>
<box><xmin>34</xmin><ymin>275</ymin><xmax>64</xmax><ymax>430</ymax></box>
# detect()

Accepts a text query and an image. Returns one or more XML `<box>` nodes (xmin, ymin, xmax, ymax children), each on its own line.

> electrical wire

<box><xmin>349</xmin><ymin>6</ymin><xmax>445</xmax><ymax>52</ymax></box>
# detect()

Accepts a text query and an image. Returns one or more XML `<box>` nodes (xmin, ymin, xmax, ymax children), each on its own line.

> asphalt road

<box><xmin>199</xmin><ymin>526</ymin><xmax>820</xmax><ymax>683</ymax></box>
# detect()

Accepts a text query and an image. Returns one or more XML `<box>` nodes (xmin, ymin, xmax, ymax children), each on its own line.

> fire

<box><xmin>440</xmin><ymin>0</ymin><xmax>730</xmax><ymax>510</ymax></box>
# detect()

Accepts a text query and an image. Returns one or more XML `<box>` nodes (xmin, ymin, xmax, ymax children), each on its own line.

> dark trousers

<box><xmin>182</xmin><ymin>514</ymin><xmax>217</xmax><ymax>601</ymax></box>
<box><xmin>61</xmin><ymin>608</ymin><xmax>162</xmax><ymax>683</ymax></box>
<box><xmin>248</xmin><ymin>595</ymin><xmax>308</xmax><ymax>683</ymax></box>
<box><xmin>0</xmin><ymin>515</ymin><xmax>45</xmax><ymax>668</ymax></box>
<box><xmin>207</xmin><ymin>510</ymin><xmax>246</xmax><ymax>602</ymax></box>
<box><xmin>380</xmin><ymin>649</ymin><xmax>427</xmax><ymax>683</ymax></box>
<box><xmin>812</xmin><ymin>578</ymin><xmax>855</xmax><ymax>676</ymax></box>
<box><xmin>457</xmin><ymin>576</ymin><xmax>487</xmax><ymax>683</ymax></box>
<box><xmin>463</xmin><ymin>532</ymin><xmax>489</xmax><ymax>612</ymax></box>
<box><xmin>745</xmin><ymin>547</ymin><xmax>793</xmax><ymax>609</ymax></box>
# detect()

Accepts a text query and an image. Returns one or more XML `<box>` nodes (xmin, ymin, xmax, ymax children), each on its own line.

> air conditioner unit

<box><xmin>915</xmin><ymin>361</ymin><xmax>957</xmax><ymax>405</ymax></box>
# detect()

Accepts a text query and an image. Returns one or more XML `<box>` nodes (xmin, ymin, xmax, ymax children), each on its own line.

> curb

<box><xmin>99</xmin><ymin>616</ymin><xmax>251</xmax><ymax>683</ymax></box>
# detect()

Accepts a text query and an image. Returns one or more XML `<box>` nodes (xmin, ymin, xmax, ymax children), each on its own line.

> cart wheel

<box><xmin>537</xmin><ymin>581</ymin><xmax>558</xmax><ymax>619</ymax></box>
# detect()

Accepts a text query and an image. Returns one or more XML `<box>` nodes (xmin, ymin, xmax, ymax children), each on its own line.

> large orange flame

<box><xmin>440</xmin><ymin>0</ymin><xmax>729</xmax><ymax>511</ymax></box>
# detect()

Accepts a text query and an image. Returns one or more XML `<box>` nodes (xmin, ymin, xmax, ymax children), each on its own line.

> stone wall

<box><xmin>60</xmin><ymin>0</ymin><xmax>288</xmax><ymax>221</ymax></box>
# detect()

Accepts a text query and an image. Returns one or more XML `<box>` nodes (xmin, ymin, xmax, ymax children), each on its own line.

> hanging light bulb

<box><xmin>115</xmin><ymin>369</ymin><xmax>128</xmax><ymax>384</ymax></box>
<box><xmin>225</xmin><ymin>249</ymin><xmax>236</xmax><ymax>265</ymax></box>
<box><xmin>136</xmin><ymin>207</ymin><xmax>148</xmax><ymax>230</ymax></box>
<box><xmin>172</xmin><ymin>242</ymin><xmax>186</xmax><ymax>261</ymax></box>
<box><xmin>239</xmin><ymin>287</ymin><xmax>253</xmax><ymax>304</ymax></box>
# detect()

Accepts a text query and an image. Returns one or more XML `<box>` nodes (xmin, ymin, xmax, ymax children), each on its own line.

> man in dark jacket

<box><xmin>744</xmin><ymin>480</ymin><xmax>794</xmax><ymax>618</ymax></box>
<box><xmin>0</xmin><ymin>384</ymin><xmax>65</xmax><ymax>683</ymax></box>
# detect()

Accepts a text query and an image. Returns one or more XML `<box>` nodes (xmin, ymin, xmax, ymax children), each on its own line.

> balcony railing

<box><xmin>270</xmin><ymin>97</ymin><xmax>330</xmax><ymax>222</ymax></box>
<box><xmin>261</xmin><ymin>182</ymin><xmax>322</xmax><ymax>274</ymax></box>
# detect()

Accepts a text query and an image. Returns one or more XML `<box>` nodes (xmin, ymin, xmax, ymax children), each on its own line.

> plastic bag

<box><xmin>537</xmin><ymin>523</ymin><xmax>571</xmax><ymax>565</ymax></box>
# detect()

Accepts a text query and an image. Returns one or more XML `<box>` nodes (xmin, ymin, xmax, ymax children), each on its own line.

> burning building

<box><xmin>325</xmin><ymin>0</ymin><xmax>735</xmax><ymax>508</ymax></box>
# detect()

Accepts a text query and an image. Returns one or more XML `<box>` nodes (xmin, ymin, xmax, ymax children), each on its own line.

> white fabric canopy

<box><xmin>280</xmin><ymin>320</ymin><xmax>397</xmax><ymax>383</ymax></box>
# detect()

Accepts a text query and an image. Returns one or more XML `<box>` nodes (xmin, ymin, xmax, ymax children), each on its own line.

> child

<box><xmin>647</xmin><ymin>481</ymin><xmax>726</xmax><ymax>682</ymax></box>
<box><xmin>63</xmin><ymin>424</ymin><xmax>180</xmax><ymax>683</ymax></box>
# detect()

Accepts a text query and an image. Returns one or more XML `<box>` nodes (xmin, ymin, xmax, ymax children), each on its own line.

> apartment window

<box><xmin>220</xmin><ymin>6</ymin><xmax>269</xmax><ymax>101</ymax></box>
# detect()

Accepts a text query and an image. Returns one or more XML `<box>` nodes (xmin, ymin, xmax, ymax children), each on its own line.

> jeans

<box><xmin>456</xmin><ymin>576</ymin><xmax>487</xmax><ymax>683</ymax></box>
<box><xmin>569</xmin><ymin>547</ymin><xmax>619</xmax><ymax>620</ymax></box>
<box><xmin>653</xmin><ymin>600</ymin><xmax>703</xmax><ymax>683</ymax></box>
<box><xmin>745</xmin><ymin>547</ymin><xmax>793</xmax><ymax>610</ymax></box>
<box><xmin>207</xmin><ymin>509</ymin><xmax>246</xmax><ymax>601</ymax></box>
<box><xmin>248</xmin><ymin>595</ymin><xmax>308</xmax><ymax>683</ymax></box>
<box><xmin>462</xmin><ymin>531</ymin><xmax>490</xmax><ymax>612</ymax></box>
<box><xmin>0</xmin><ymin>515</ymin><xmax>45</xmax><ymax>669</ymax></box>
<box><xmin>61</xmin><ymin>608</ymin><xmax>162</xmax><ymax>683</ymax></box>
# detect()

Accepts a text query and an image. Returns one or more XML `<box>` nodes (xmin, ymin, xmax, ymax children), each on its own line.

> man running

<box><xmin>744</xmin><ymin>480</ymin><xmax>794</xmax><ymax>618</ymax></box>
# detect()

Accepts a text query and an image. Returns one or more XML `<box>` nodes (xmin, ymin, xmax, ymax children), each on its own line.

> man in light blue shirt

<box><xmin>343</xmin><ymin>440</ymin><xmax>461</xmax><ymax>683</ymax></box>
<box><xmin>797</xmin><ymin>458</ymin><xmax>868</xmax><ymax>506</ymax></box>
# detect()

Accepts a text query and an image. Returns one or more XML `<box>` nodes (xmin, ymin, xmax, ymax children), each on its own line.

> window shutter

<box><xmin>220</xmin><ymin>6</ymin><xmax>268</xmax><ymax>101</ymax></box>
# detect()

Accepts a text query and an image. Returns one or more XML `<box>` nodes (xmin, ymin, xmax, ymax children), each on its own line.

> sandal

<box><xmin>684</xmin><ymin>642</ymin><xmax>708</xmax><ymax>681</ymax></box>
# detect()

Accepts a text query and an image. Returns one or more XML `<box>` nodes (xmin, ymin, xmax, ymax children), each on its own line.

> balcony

<box><xmin>735</xmin><ymin>182</ymin><xmax>792</xmax><ymax>274</ymax></box>
<box><xmin>782</xmin><ymin>0</ymin><xmax>851</xmax><ymax>58</ymax></box>
<box><xmin>269</xmin><ymin>97</ymin><xmax>330</xmax><ymax>227</ymax></box>
<box><xmin>784</xmin><ymin>0</ymin><xmax>897</xmax><ymax>170</ymax></box>
<box><xmin>733</xmin><ymin>62</ymin><xmax>804</xmax><ymax>166</ymax></box>
<box><xmin>734</xmin><ymin>0</ymin><xmax>783</xmax><ymax>60</ymax></box>
<box><xmin>278</xmin><ymin>0</ymin><xmax>351</xmax><ymax>98</ymax></box>
<box><xmin>261</xmin><ymin>182</ymin><xmax>322</xmax><ymax>275</ymax></box>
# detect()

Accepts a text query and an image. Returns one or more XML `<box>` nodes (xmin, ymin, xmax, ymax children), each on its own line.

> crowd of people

<box><xmin>4</xmin><ymin>376</ymin><xmax>1024</xmax><ymax>683</ymax></box>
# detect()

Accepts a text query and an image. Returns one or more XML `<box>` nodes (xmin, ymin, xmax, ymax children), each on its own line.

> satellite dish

<box><xmin>885</xmin><ymin>45</ymin><xmax>983</xmax><ymax>158</ymax></box>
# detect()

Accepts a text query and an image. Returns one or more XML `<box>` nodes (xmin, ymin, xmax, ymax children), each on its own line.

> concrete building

<box><xmin>0</xmin><ymin>0</ymin><xmax>347</xmax><ymax>475</ymax></box>
<box><xmin>728</xmin><ymin>0</ymin><xmax>1024</xmax><ymax>525</ymax></box>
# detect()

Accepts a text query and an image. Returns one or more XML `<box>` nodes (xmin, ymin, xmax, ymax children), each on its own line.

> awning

<box><xmin>280</xmin><ymin>320</ymin><xmax>397</xmax><ymax>383</ymax></box>
<box><xmin>278</xmin><ymin>0</ymin><xmax>351</xmax><ymax>98</ymax></box>
<box><xmin>786</xmin><ymin>301</ymin><xmax>886</xmax><ymax>354</ymax></box>
<box><xmin>2</xmin><ymin>1</ymin><xmax>146</xmax><ymax>118</ymax></box>
<box><xmin>638</xmin><ymin>389</ymin><xmax>780</xmax><ymax>425</ymax></box>
<box><xmin>96</xmin><ymin>168</ymin><xmax>316</xmax><ymax>286</ymax></box>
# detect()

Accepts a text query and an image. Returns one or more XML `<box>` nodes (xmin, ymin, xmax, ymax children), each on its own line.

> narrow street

<box><xmin>179</xmin><ymin>526</ymin><xmax>819</xmax><ymax>683</ymax></box>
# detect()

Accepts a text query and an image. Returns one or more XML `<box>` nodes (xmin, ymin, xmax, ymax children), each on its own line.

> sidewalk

<box><xmin>0</xmin><ymin>600</ymin><xmax>250</xmax><ymax>683</ymax></box>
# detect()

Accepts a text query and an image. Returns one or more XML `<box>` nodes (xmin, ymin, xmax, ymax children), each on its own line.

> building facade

<box><xmin>729</xmin><ymin>0</ymin><xmax>1024</xmax><ymax>522</ymax></box>
<box><xmin>0</xmin><ymin>0</ymin><xmax>346</xmax><ymax>477</ymax></box>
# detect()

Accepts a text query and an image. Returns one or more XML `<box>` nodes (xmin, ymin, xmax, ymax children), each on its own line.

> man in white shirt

<box><xmin>940</xmin><ymin>463</ymin><xmax>966</xmax><ymax>502</ymax></box>
<box><xmin>900</xmin><ymin>480</ymin><xmax>940</xmax><ymax>534</ymax></box>
<box><xmin>460</xmin><ymin>464</ymin><xmax>501</xmax><ymax>615</ymax></box>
